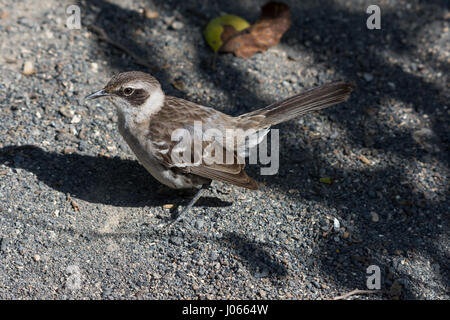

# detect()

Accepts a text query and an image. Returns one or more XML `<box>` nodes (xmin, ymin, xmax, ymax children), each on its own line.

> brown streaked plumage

<box><xmin>86</xmin><ymin>71</ymin><xmax>354</xmax><ymax>223</ymax></box>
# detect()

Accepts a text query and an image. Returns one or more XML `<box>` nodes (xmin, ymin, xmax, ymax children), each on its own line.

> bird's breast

<box><xmin>117</xmin><ymin>115</ymin><xmax>200</xmax><ymax>189</ymax></box>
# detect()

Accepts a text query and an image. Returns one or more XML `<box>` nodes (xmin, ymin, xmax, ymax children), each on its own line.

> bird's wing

<box><xmin>147</xmin><ymin>97</ymin><xmax>258</xmax><ymax>189</ymax></box>
<box><xmin>188</xmin><ymin>164</ymin><xmax>257</xmax><ymax>189</ymax></box>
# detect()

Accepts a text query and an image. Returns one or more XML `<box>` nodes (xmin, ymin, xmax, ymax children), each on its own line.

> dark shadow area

<box><xmin>221</xmin><ymin>232</ymin><xmax>288</xmax><ymax>281</ymax></box>
<box><xmin>0</xmin><ymin>145</ymin><xmax>231</xmax><ymax>208</ymax></box>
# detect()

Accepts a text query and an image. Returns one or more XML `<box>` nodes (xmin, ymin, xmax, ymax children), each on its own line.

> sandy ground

<box><xmin>0</xmin><ymin>0</ymin><xmax>448</xmax><ymax>299</ymax></box>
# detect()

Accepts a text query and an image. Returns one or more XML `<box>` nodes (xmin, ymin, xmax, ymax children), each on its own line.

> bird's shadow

<box><xmin>0</xmin><ymin>145</ymin><xmax>231</xmax><ymax>209</ymax></box>
<box><xmin>0</xmin><ymin>145</ymin><xmax>288</xmax><ymax>283</ymax></box>
<box><xmin>221</xmin><ymin>232</ymin><xmax>288</xmax><ymax>282</ymax></box>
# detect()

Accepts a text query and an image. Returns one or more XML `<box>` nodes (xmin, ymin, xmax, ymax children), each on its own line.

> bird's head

<box><xmin>86</xmin><ymin>71</ymin><xmax>165</xmax><ymax>122</ymax></box>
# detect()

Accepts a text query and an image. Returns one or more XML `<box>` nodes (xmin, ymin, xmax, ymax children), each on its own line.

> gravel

<box><xmin>0</xmin><ymin>0</ymin><xmax>449</xmax><ymax>300</ymax></box>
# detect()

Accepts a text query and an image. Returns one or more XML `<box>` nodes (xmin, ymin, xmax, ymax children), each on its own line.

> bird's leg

<box><xmin>169</xmin><ymin>184</ymin><xmax>209</xmax><ymax>225</ymax></box>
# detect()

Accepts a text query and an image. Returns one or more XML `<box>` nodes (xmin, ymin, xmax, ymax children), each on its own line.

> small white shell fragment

<box><xmin>333</xmin><ymin>217</ymin><xmax>340</xmax><ymax>231</ymax></box>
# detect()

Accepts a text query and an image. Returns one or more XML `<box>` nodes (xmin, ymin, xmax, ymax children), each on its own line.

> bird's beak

<box><xmin>85</xmin><ymin>89</ymin><xmax>110</xmax><ymax>100</ymax></box>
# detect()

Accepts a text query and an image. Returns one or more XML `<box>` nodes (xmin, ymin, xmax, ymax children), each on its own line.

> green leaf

<box><xmin>203</xmin><ymin>14</ymin><xmax>250</xmax><ymax>52</ymax></box>
<box><xmin>320</xmin><ymin>177</ymin><xmax>333</xmax><ymax>184</ymax></box>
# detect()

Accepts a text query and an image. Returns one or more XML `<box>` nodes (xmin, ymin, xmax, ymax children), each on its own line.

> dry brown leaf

<box><xmin>220</xmin><ymin>2</ymin><xmax>291</xmax><ymax>58</ymax></box>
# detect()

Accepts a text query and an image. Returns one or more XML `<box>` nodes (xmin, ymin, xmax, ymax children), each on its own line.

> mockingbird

<box><xmin>86</xmin><ymin>71</ymin><xmax>353</xmax><ymax>223</ymax></box>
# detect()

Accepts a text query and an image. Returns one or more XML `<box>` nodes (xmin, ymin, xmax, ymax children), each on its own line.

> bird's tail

<box><xmin>237</xmin><ymin>81</ymin><xmax>354</xmax><ymax>129</ymax></box>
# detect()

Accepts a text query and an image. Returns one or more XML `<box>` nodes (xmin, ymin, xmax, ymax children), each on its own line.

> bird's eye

<box><xmin>123</xmin><ymin>87</ymin><xmax>134</xmax><ymax>96</ymax></box>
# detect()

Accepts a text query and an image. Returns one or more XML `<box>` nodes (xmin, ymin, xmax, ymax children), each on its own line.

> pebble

<box><xmin>31</xmin><ymin>128</ymin><xmax>41</xmax><ymax>136</ymax></box>
<box><xmin>59</xmin><ymin>106</ymin><xmax>74</xmax><ymax>118</ymax></box>
<box><xmin>363</xmin><ymin>73</ymin><xmax>374</xmax><ymax>82</ymax></box>
<box><xmin>209</xmin><ymin>251</ymin><xmax>219</xmax><ymax>261</ymax></box>
<box><xmin>22</xmin><ymin>61</ymin><xmax>36</xmax><ymax>75</ymax></box>
<box><xmin>288</xmin><ymin>74</ymin><xmax>299</xmax><ymax>83</ymax></box>
<box><xmin>0</xmin><ymin>238</ymin><xmax>7</xmax><ymax>252</ymax></box>
<box><xmin>171</xmin><ymin>21</ymin><xmax>184</xmax><ymax>30</ymax></box>
<box><xmin>0</xmin><ymin>10</ymin><xmax>9</xmax><ymax>19</ymax></box>
<box><xmin>312</xmin><ymin>280</ymin><xmax>321</xmax><ymax>288</ymax></box>
<box><xmin>143</xmin><ymin>8</ymin><xmax>159</xmax><ymax>19</ymax></box>
<box><xmin>90</xmin><ymin>63</ymin><xmax>98</xmax><ymax>73</ymax></box>
<box><xmin>169</xmin><ymin>237</ymin><xmax>183</xmax><ymax>246</ymax></box>
<box><xmin>152</xmin><ymin>273</ymin><xmax>161</xmax><ymax>280</ymax></box>
<box><xmin>102</xmin><ymin>288</ymin><xmax>112</xmax><ymax>297</ymax></box>
<box><xmin>370</xmin><ymin>212</ymin><xmax>379</xmax><ymax>222</ymax></box>
<box><xmin>55</xmin><ymin>131</ymin><xmax>77</xmax><ymax>142</ymax></box>
<box><xmin>195</xmin><ymin>219</ymin><xmax>205</xmax><ymax>228</ymax></box>
<box><xmin>163</xmin><ymin>16</ymin><xmax>174</xmax><ymax>25</ymax></box>
<box><xmin>78</xmin><ymin>140</ymin><xmax>89</xmax><ymax>151</ymax></box>
<box><xmin>258</xmin><ymin>290</ymin><xmax>266</xmax><ymax>298</ymax></box>
<box><xmin>358</xmin><ymin>154</ymin><xmax>372</xmax><ymax>165</ymax></box>
<box><xmin>71</xmin><ymin>115</ymin><xmax>81</xmax><ymax>124</ymax></box>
